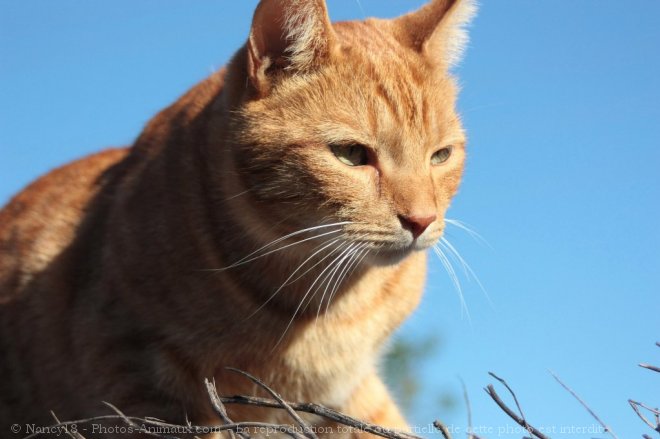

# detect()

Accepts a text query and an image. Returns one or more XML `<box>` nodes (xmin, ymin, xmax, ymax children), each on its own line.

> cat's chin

<box><xmin>365</xmin><ymin>239</ymin><xmax>437</xmax><ymax>267</ymax></box>
<box><xmin>366</xmin><ymin>247</ymin><xmax>418</xmax><ymax>266</ymax></box>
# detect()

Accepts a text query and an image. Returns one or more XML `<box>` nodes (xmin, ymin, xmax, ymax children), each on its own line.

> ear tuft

<box><xmin>280</xmin><ymin>1</ymin><xmax>334</xmax><ymax>71</ymax></box>
<box><xmin>442</xmin><ymin>0</ymin><xmax>477</xmax><ymax>67</ymax></box>
<box><xmin>393</xmin><ymin>0</ymin><xmax>477</xmax><ymax>68</ymax></box>
<box><xmin>247</xmin><ymin>0</ymin><xmax>336</xmax><ymax>95</ymax></box>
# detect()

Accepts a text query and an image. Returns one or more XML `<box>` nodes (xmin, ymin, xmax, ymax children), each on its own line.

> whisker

<box><xmin>245</xmin><ymin>237</ymin><xmax>343</xmax><ymax>320</ymax></box>
<box><xmin>323</xmin><ymin>244</ymin><xmax>362</xmax><ymax>312</ymax></box>
<box><xmin>440</xmin><ymin>237</ymin><xmax>493</xmax><ymax>308</ymax></box>
<box><xmin>280</xmin><ymin>239</ymin><xmax>344</xmax><ymax>288</ymax></box>
<box><xmin>440</xmin><ymin>237</ymin><xmax>470</xmax><ymax>278</ymax></box>
<box><xmin>315</xmin><ymin>240</ymin><xmax>364</xmax><ymax>322</ymax></box>
<box><xmin>306</xmin><ymin>242</ymin><xmax>358</xmax><ymax>319</ymax></box>
<box><xmin>433</xmin><ymin>244</ymin><xmax>471</xmax><ymax>323</ymax></box>
<box><xmin>223</xmin><ymin>189</ymin><xmax>251</xmax><ymax>201</ymax></box>
<box><xmin>213</xmin><ymin>225</ymin><xmax>349</xmax><ymax>271</ymax></box>
<box><xmin>445</xmin><ymin>218</ymin><xmax>491</xmax><ymax>248</ymax></box>
<box><xmin>222</xmin><ymin>221</ymin><xmax>352</xmax><ymax>267</ymax></box>
<box><xmin>354</xmin><ymin>0</ymin><xmax>366</xmax><ymax>18</ymax></box>
<box><xmin>273</xmin><ymin>241</ymin><xmax>356</xmax><ymax>349</ymax></box>
<box><xmin>324</xmin><ymin>242</ymin><xmax>369</xmax><ymax>315</ymax></box>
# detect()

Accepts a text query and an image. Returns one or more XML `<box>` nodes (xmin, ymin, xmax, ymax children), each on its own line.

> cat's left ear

<box><xmin>247</xmin><ymin>0</ymin><xmax>337</xmax><ymax>96</ymax></box>
<box><xmin>392</xmin><ymin>0</ymin><xmax>477</xmax><ymax>68</ymax></box>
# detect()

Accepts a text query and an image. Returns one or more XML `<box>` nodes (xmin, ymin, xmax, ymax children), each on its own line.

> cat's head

<box><xmin>220</xmin><ymin>0</ymin><xmax>476</xmax><ymax>265</ymax></box>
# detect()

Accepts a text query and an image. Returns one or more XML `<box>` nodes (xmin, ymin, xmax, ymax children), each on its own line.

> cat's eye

<box><xmin>431</xmin><ymin>145</ymin><xmax>453</xmax><ymax>165</ymax></box>
<box><xmin>330</xmin><ymin>143</ymin><xmax>369</xmax><ymax>167</ymax></box>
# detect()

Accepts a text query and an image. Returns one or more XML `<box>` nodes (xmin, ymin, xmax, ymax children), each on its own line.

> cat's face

<box><xmin>224</xmin><ymin>0</ymin><xmax>473</xmax><ymax>265</ymax></box>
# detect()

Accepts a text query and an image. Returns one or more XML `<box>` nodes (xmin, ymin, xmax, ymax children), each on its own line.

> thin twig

<box><xmin>487</xmin><ymin>372</ymin><xmax>527</xmax><ymax>423</ymax></box>
<box><xmin>25</xmin><ymin>410</ymin><xmax>404</xmax><ymax>439</ymax></box>
<box><xmin>640</xmin><ymin>363</ymin><xmax>660</xmax><ymax>374</ymax></box>
<box><xmin>226</xmin><ymin>368</ymin><xmax>319</xmax><ymax>439</ymax></box>
<box><xmin>484</xmin><ymin>384</ymin><xmax>550</xmax><ymax>439</ymax></box>
<box><xmin>27</xmin><ymin>409</ymin><xmax>308</xmax><ymax>439</ymax></box>
<box><xmin>432</xmin><ymin>420</ymin><xmax>452</xmax><ymax>439</ymax></box>
<box><xmin>50</xmin><ymin>412</ymin><xmax>86</xmax><ymax>439</ymax></box>
<box><xmin>219</xmin><ymin>395</ymin><xmax>422</xmax><ymax>439</ymax></box>
<box><xmin>103</xmin><ymin>402</ymin><xmax>179</xmax><ymax>439</ymax></box>
<box><xmin>629</xmin><ymin>400</ymin><xmax>660</xmax><ymax>432</ymax></box>
<box><xmin>549</xmin><ymin>371</ymin><xmax>619</xmax><ymax>439</ymax></box>
<box><xmin>488</xmin><ymin>371</ymin><xmax>537</xmax><ymax>438</ymax></box>
<box><xmin>458</xmin><ymin>376</ymin><xmax>474</xmax><ymax>439</ymax></box>
<box><xmin>204</xmin><ymin>378</ymin><xmax>246</xmax><ymax>439</ymax></box>
<box><xmin>22</xmin><ymin>415</ymin><xmax>147</xmax><ymax>439</ymax></box>
<box><xmin>27</xmin><ymin>390</ymin><xmax>422</xmax><ymax>439</ymax></box>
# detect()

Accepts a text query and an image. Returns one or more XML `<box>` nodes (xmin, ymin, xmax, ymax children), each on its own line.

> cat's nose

<box><xmin>398</xmin><ymin>214</ymin><xmax>437</xmax><ymax>239</ymax></box>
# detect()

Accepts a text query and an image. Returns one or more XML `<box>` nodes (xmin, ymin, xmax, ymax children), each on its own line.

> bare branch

<box><xmin>549</xmin><ymin>371</ymin><xmax>619</xmax><ymax>439</ymax></box>
<box><xmin>27</xmin><ymin>406</ymin><xmax>309</xmax><ymax>439</ymax></box>
<box><xmin>457</xmin><ymin>376</ymin><xmax>473</xmax><ymax>439</ymax></box>
<box><xmin>640</xmin><ymin>363</ymin><xmax>660</xmax><ymax>374</ymax></box>
<box><xmin>629</xmin><ymin>400</ymin><xmax>660</xmax><ymax>433</ymax></box>
<box><xmin>484</xmin><ymin>384</ymin><xmax>550</xmax><ymax>439</ymax></box>
<box><xmin>226</xmin><ymin>368</ymin><xmax>319</xmax><ymax>439</ymax></box>
<box><xmin>50</xmin><ymin>412</ymin><xmax>86</xmax><ymax>439</ymax></box>
<box><xmin>432</xmin><ymin>420</ymin><xmax>452</xmax><ymax>439</ymax></box>
<box><xmin>487</xmin><ymin>372</ymin><xmax>527</xmax><ymax>424</ymax></box>
<box><xmin>219</xmin><ymin>394</ymin><xmax>422</xmax><ymax>439</ymax></box>
<box><xmin>22</xmin><ymin>415</ymin><xmax>148</xmax><ymax>439</ymax></box>
<box><xmin>204</xmin><ymin>378</ymin><xmax>248</xmax><ymax>439</ymax></box>
<box><xmin>102</xmin><ymin>402</ymin><xmax>178</xmax><ymax>439</ymax></box>
<box><xmin>28</xmin><ymin>367</ymin><xmax>424</xmax><ymax>439</ymax></box>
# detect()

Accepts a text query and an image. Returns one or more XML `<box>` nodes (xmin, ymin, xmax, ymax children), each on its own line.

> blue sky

<box><xmin>1</xmin><ymin>1</ymin><xmax>659</xmax><ymax>438</ymax></box>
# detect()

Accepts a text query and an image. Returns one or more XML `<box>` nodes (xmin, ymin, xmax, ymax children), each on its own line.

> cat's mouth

<box><xmin>338</xmin><ymin>222</ymin><xmax>443</xmax><ymax>266</ymax></box>
<box><xmin>367</xmin><ymin>238</ymin><xmax>434</xmax><ymax>266</ymax></box>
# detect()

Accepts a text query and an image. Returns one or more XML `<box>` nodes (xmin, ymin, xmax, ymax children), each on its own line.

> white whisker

<box><xmin>223</xmin><ymin>189</ymin><xmax>251</xmax><ymax>201</ymax></box>
<box><xmin>440</xmin><ymin>237</ymin><xmax>493</xmax><ymax>308</ymax></box>
<box><xmin>433</xmin><ymin>244</ymin><xmax>471</xmax><ymax>323</ymax></box>
<box><xmin>219</xmin><ymin>221</ymin><xmax>352</xmax><ymax>269</ymax></box>
<box><xmin>280</xmin><ymin>239</ymin><xmax>343</xmax><ymax>288</ymax></box>
<box><xmin>354</xmin><ymin>0</ymin><xmax>366</xmax><ymax>18</ymax></box>
<box><xmin>324</xmin><ymin>242</ymin><xmax>369</xmax><ymax>315</ymax></box>
<box><xmin>245</xmin><ymin>237</ymin><xmax>343</xmax><ymax>320</ymax></box>
<box><xmin>214</xmin><ymin>225</ymin><xmax>348</xmax><ymax>271</ymax></box>
<box><xmin>315</xmin><ymin>240</ymin><xmax>363</xmax><ymax>322</ymax></box>
<box><xmin>307</xmin><ymin>242</ymin><xmax>358</xmax><ymax>318</ymax></box>
<box><xmin>273</xmin><ymin>241</ymin><xmax>354</xmax><ymax>349</ymax></box>
<box><xmin>445</xmin><ymin>218</ymin><xmax>491</xmax><ymax>248</ymax></box>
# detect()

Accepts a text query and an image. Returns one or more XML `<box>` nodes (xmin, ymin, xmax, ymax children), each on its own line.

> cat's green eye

<box><xmin>330</xmin><ymin>143</ymin><xmax>369</xmax><ymax>167</ymax></box>
<box><xmin>431</xmin><ymin>145</ymin><xmax>453</xmax><ymax>165</ymax></box>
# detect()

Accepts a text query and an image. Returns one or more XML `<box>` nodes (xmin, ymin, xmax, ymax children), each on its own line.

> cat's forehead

<box><xmin>330</xmin><ymin>19</ymin><xmax>458</xmax><ymax>103</ymax></box>
<box><xmin>326</xmin><ymin>22</ymin><xmax>461</xmax><ymax>151</ymax></box>
<box><xmin>333</xmin><ymin>20</ymin><xmax>427</xmax><ymax>74</ymax></box>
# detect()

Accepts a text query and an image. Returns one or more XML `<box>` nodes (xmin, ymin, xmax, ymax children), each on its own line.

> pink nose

<box><xmin>399</xmin><ymin>214</ymin><xmax>437</xmax><ymax>239</ymax></box>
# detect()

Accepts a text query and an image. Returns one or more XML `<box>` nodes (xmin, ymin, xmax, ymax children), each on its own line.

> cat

<box><xmin>0</xmin><ymin>0</ymin><xmax>476</xmax><ymax>436</ymax></box>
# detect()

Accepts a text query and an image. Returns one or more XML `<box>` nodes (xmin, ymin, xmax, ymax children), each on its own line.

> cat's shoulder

<box><xmin>0</xmin><ymin>147</ymin><xmax>129</xmax><ymax>301</ymax></box>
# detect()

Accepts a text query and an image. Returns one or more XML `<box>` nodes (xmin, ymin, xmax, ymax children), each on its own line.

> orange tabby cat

<box><xmin>0</xmin><ymin>0</ymin><xmax>475</xmax><ymax>436</ymax></box>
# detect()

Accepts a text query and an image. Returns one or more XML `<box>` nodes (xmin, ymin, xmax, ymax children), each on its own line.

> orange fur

<box><xmin>0</xmin><ymin>1</ymin><xmax>476</xmax><ymax>436</ymax></box>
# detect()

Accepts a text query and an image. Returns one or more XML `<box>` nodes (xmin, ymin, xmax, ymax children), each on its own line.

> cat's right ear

<box><xmin>246</xmin><ymin>0</ymin><xmax>337</xmax><ymax>97</ymax></box>
<box><xmin>392</xmin><ymin>0</ymin><xmax>477</xmax><ymax>69</ymax></box>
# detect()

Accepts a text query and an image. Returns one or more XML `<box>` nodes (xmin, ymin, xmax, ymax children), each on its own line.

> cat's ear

<box><xmin>246</xmin><ymin>0</ymin><xmax>337</xmax><ymax>96</ymax></box>
<box><xmin>392</xmin><ymin>0</ymin><xmax>477</xmax><ymax>68</ymax></box>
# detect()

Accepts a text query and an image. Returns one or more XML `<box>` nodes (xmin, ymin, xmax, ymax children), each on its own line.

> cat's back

<box><xmin>0</xmin><ymin>147</ymin><xmax>129</xmax><ymax>302</ymax></box>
